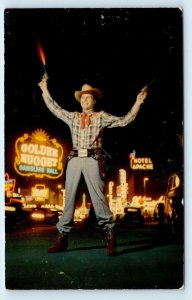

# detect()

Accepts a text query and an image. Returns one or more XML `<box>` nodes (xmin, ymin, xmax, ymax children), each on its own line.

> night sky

<box><xmin>4</xmin><ymin>8</ymin><xmax>183</xmax><ymax>195</ymax></box>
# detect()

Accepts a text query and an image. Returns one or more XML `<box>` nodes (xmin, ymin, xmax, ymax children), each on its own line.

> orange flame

<box><xmin>37</xmin><ymin>42</ymin><xmax>46</xmax><ymax>65</ymax></box>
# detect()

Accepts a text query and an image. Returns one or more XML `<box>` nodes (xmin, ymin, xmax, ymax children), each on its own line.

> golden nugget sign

<box><xmin>14</xmin><ymin>129</ymin><xmax>64</xmax><ymax>179</ymax></box>
<box><xmin>129</xmin><ymin>150</ymin><xmax>153</xmax><ymax>170</ymax></box>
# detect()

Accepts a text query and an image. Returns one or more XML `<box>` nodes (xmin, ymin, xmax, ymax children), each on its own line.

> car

<box><xmin>27</xmin><ymin>207</ymin><xmax>62</xmax><ymax>224</ymax></box>
<box><xmin>123</xmin><ymin>207</ymin><xmax>145</xmax><ymax>227</ymax></box>
<box><xmin>5</xmin><ymin>198</ymin><xmax>62</xmax><ymax>230</ymax></box>
<box><xmin>5</xmin><ymin>200</ymin><xmax>28</xmax><ymax>230</ymax></box>
<box><xmin>156</xmin><ymin>170</ymin><xmax>184</xmax><ymax>234</ymax></box>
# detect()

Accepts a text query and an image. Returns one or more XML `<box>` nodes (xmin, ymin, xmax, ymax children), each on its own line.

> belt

<box><xmin>70</xmin><ymin>148</ymin><xmax>101</xmax><ymax>158</ymax></box>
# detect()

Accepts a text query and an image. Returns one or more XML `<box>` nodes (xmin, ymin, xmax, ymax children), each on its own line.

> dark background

<box><xmin>4</xmin><ymin>8</ymin><xmax>183</xmax><ymax>195</ymax></box>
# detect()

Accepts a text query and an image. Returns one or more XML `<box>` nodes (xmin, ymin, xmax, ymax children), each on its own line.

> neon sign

<box><xmin>32</xmin><ymin>184</ymin><xmax>49</xmax><ymax>202</ymax></box>
<box><xmin>119</xmin><ymin>169</ymin><xmax>128</xmax><ymax>200</ymax></box>
<box><xmin>5</xmin><ymin>173</ymin><xmax>16</xmax><ymax>192</ymax></box>
<box><xmin>14</xmin><ymin>129</ymin><xmax>64</xmax><ymax>179</ymax></box>
<box><xmin>129</xmin><ymin>150</ymin><xmax>153</xmax><ymax>170</ymax></box>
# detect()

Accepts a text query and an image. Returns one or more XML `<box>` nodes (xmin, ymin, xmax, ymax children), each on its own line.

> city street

<box><xmin>2</xmin><ymin>6</ymin><xmax>188</xmax><ymax>299</ymax></box>
<box><xmin>5</xmin><ymin>223</ymin><xmax>184</xmax><ymax>290</ymax></box>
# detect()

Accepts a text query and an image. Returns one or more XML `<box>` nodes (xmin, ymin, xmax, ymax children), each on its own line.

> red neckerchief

<box><xmin>81</xmin><ymin>112</ymin><xmax>91</xmax><ymax>129</ymax></box>
<box><xmin>78</xmin><ymin>111</ymin><xmax>96</xmax><ymax>129</ymax></box>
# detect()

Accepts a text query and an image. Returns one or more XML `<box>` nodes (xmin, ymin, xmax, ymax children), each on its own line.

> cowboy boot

<box><xmin>104</xmin><ymin>227</ymin><xmax>116</xmax><ymax>256</ymax></box>
<box><xmin>48</xmin><ymin>233</ymin><xmax>68</xmax><ymax>253</ymax></box>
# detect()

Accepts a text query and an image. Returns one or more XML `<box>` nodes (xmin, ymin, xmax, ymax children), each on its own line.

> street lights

<box><xmin>143</xmin><ymin>177</ymin><xmax>149</xmax><ymax>197</ymax></box>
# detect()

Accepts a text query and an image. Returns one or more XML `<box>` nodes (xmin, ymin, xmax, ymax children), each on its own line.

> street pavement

<box><xmin>5</xmin><ymin>222</ymin><xmax>184</xmax><ymax>290</ymax></box>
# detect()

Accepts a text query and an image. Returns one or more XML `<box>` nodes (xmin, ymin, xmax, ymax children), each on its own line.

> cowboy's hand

<box><xmin>136</xmin><ymin>90</ymin><xmax>147</xmax><ymax>106</ymax></box>
<box><xmin>38</xmin><ymin>73</ymin><xmax>49</xmax><ymax>91</ymax></box>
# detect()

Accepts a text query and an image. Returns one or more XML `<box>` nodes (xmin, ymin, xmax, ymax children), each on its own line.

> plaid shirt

<box><xmin>42</xmin><ymin>93</ymin><xmax>140</xmax><ymax>149</ymax></box>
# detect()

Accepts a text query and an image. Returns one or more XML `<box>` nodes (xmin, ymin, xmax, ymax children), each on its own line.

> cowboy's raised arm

<box><xmin>38</xmin><ymin>75</ymin><xmax>75</xmax><ymax>126</ymax></box>
<box><xmin>102</xmin><ymin>90</ymin><xmax>147</xmax><ymax>128</ymax></box>
<box><xmin>131</xmin><ymin>89</ymin><xmax>147</xmax><ymax>112</ymax></box>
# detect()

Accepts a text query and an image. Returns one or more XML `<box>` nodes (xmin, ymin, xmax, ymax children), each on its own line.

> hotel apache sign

<box><xmin>129</xmin><ymin>150</ymin><xmax>153</xmax><ymax>170</ymax></box>
<box><xmin>14</xmin><ymin>129</ymin><xmax>64</xmax><ymax>179</ymax></box>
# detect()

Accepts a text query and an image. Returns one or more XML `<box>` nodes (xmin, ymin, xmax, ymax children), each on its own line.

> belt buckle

<box><xmin>78</xmin><ymin>149</ymin><xmax>88</xmax><ymax>157</ymax></box>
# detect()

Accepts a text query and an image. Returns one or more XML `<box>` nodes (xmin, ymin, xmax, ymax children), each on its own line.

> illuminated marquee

<box><xmin>129</xmin><ymin>150</ymin><xmax>153</xmax><ymax>170</ymax></box>
<box><xmin>119</xmin><ymin>169</ymin><xmax>128</xmax><ymax>200</ymax></box>
<box><xmin>32</xmin><ymin>184</ymin><xmax>49</xmax><ymax>202</ymax></box>
<box><xmin>14</xmin><ymin>129</ymin><xmax>64</xmax><ymax>179</ymax></box>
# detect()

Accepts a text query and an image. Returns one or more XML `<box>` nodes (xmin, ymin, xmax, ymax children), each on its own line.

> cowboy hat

<box><xmin>74</xmin><ymin>84</ymin><xmax>102</xmax><ymax>101</ymax></box>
